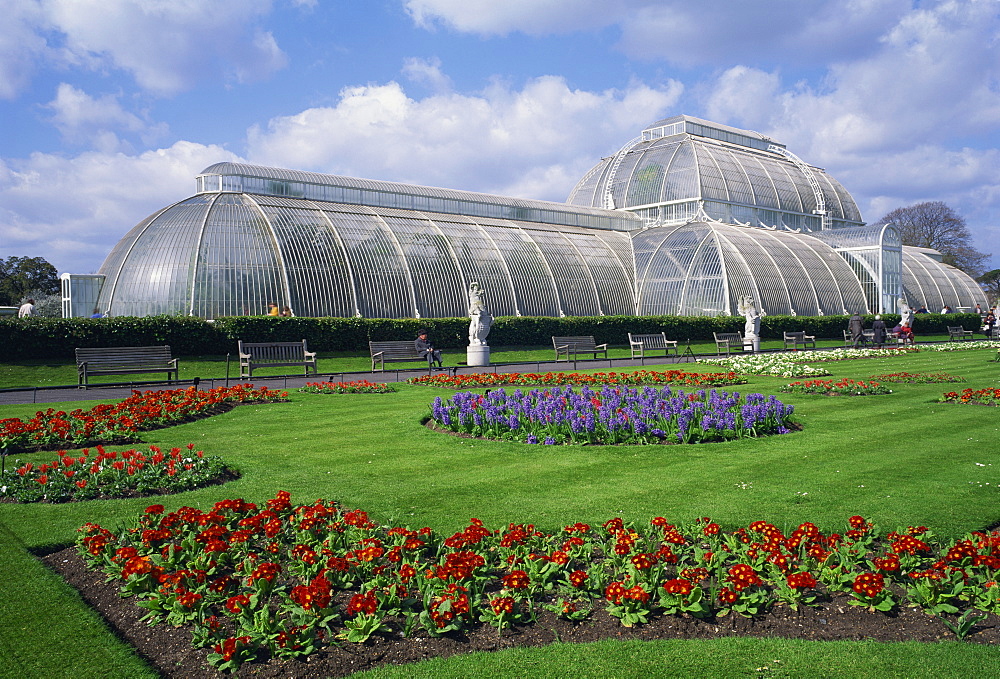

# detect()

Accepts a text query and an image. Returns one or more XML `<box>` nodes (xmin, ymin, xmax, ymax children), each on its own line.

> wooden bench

<box><xmin>238</xmin><ymin>339</ymin><xmax>317</xmax><ymax>378</ymax></box>
<box><xmin>628</xmin><ymin>332</ymin><xmax>678</xmax><ymax>359</ymax></box>
<box><xmin>76</xmin><ymin>345</ymin><xmax>178</xmax><ymax>388</ymax></box>
<box><xmin>370</xmin><ymin>340</ymin><xmax>433</xmax><ymax>372</ymax></box>
<box><xmin>842</xmin><ymin>329</ymin><xmax>877</xmax><ymax>347</ymax></box>
<box><xmin>553</xmin><ymin>336</ymin><xmax>608</xmax><ymax>361</ymax></box>
<box><xmin>947</xmin><ymin>325</ymin><xmax>973</xmax><ymax>341</ymax></box>
<box><xmin>782</xmin><ymin>331</ymin><xmax>816</xmax><ymax>350</ymax></box>
<box><xmin>713</xmin><ymin>332</ymin><xmax>752</xmax><ymax>356</ymax></box>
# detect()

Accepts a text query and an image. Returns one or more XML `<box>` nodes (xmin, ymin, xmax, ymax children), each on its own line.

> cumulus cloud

<box><xmin>8</xmin><ymin>0</ymin><xmax>288</xmax><ymax>97</ymax></box>
<box><xmin>246</xmin><ymin>74</ymin><xmax>683</xmax><ymax>200</ymax></box>
<box><xmin>43</xmin><ymin>83</ymin><xmax>167</xmax><ymax>152</ymax></box>
<box><xmin>0</xmin><ymin>0</ymin><xmax>50</xmax><ymax>99</ymax></box>
<box><xmin>0</xmin><ymin>141</ymin><xmax>238</xmax><ymax>273</ymax></box>
<box><xmin>402</xmin><ymin>56</ymin><xmax>452</xmax><ymax>93</ymax></box>
<box><xmin>403</xmin><ymin>0</ymin><xmax>624</xmax><ymax>35</ymax></box>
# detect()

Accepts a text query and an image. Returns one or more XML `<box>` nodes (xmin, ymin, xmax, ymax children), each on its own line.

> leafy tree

<box><xmin>0</xmin><ymin>256</ymin><xmax>59</xmax><ymax>306</ymax></box>
<box><xmin>874</xmin><ymin>202</ymin><xmax>990</xmax><ymax>277</ymax></box>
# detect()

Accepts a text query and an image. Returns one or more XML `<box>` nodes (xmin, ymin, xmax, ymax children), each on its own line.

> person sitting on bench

<box><xmin>415</xmin><ymin>329</ymin><xmax>443</xmax><ymax>367</ymax></box>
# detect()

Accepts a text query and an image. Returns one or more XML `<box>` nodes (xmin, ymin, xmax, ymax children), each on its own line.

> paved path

<box><xmin>0</xmin><ymin>354</ymin><xmax>702</xmax><ymax>406</ymax></box>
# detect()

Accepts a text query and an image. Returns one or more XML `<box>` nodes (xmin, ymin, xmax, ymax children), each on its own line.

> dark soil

<box><xmin>42</xmin><ymin>546</ymin><xmax>1000</xmax><ymax>679</ymax></box>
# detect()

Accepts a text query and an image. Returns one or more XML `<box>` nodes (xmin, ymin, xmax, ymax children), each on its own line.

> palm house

<box><xmin>62</xmin><ymin>115</ymin><xmax>988</xmax><ymax>319</ymax></box>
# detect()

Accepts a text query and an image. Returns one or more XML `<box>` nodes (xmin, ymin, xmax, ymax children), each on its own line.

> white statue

<box><xmin>898</xmin><ymin>298</ymin><xmax>914</xmax><ymax>328</ymax></box>
<box><xmin>468</xmin><ymin>282</ymin><xmax>492</xmax><ymax>346</ymax></box>
<box><xmin>738</xmin><ymin>295</ymin><xmax>764</xmax><ymax>350</ymax></box>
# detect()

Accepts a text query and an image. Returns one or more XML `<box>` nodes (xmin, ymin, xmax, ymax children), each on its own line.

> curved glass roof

<box><xmin>632</xmin><ymin>220</ymin><xmax>869</xmax><ymax>317</ymax></box>
<box><xmin>97</xmin><ymin>191</ymin><xmax>636</xmax><ymax>319</ymax></box>
<box><xmin>568</xmin><ymin>115</ymin><xmax>863</xmax><ymax>232</ymax></box>
<box><xmin>901</xmin><ymin>246</ymin><xmax>989</xmax><ymax>312</ymax></box>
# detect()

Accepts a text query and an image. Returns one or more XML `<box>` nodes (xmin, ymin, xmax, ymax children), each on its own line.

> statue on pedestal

<box><xmin>898</xmin><ymin>298</ymin><xmax>914</xmax><ymax>329</ymax></box>
<box><xmin>468</xmin><ymin>282</ymin><xmax>492</xmax><ymax>346</ymax></box>
<box><xmin>738</xmin><ymin>295</ymin><xmax>764</xmax><ymax>350</ymax></box>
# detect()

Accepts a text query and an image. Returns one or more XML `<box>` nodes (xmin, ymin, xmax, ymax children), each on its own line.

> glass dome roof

<box><xmin>568</xmin><ymin>115</ymin><xmax>864</xmax><ymax>232</ymax></box>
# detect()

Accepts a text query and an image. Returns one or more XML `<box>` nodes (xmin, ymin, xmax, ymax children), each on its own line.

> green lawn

<box><xmin>1</xmin><ymin>346</ymin><xmax>999</xmax><ymax>677</ymax></box>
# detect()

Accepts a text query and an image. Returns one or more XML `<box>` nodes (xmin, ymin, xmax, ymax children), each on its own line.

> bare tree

<box><xmin>978</xmin><ymin>269</ymin><xmax>1000</xmax><ymax>307</ymax></box>
<box><xmin>874</xmin><ymin>201</ymin><xmax>990</xmax><ymax>277</ymax></box>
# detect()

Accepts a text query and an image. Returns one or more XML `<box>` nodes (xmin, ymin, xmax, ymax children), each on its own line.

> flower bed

<box><xmin>698</xmin><ymin>354</ymin><xmax>830</xmax><ymax>378</ymax></box>
<box><xmin>77</xmin><ymin>493</ymin><xmax>1000</xmax><ymax>672</ymax></box>
<box><xmin>0</xmin><ymin>385</ymin><xmax>287</xmax><ymax>454</ymax></box>
<box><xmin>300</xmin><ymin>380</ymin><xmax>396</xmax><ymax>394</ymax></box>
<box><xmin>779</xmin><ymin>379</ymin><xmax>893</xmax><ymax>396</ymax></box>
<box><xmin>408</xmin><ymin>370</ymin><xmax>744</xmax><ymax>389</ymax></box>
<box><xmin>941</xmin><ymin>388</ymin><xmax>1000</xmax><ymax>406</ymax></box>
<box><xmin>0</xmin><ymin>444</ymin><xmax>229</xmax><ymax>503</ymax></box>
<box><xmin>870</xmin><ymin>372</ymin><xmax>965</xmax><ymax>384</ymax></box>
<box><xmin>785</xmin><ymin>348</ymin><xmax>919</xmax><ymax>362</ymax></box>
<box><xmin>921</xmin><ymin>341</ymin><xmax>1000</xmax><ymax>352</ymax></box>
<box><xmin>430</xmin><ymin>385</ymin><xmax>794</xmax><ymax>445</ymax></box>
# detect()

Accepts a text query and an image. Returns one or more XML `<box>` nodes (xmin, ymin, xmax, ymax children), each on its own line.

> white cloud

<box><xmin>0</xmin><ymin>0</ymin><xmax>50</xmax><ymax>99</ymax></box>
<box><xmin>44</xmin><ymin>83</ymin><xmax>166</xmax><ymax>152</ymax></box>
<box><xmin>403</xmin><ymin>0</ymin><xmax>624</xmax><ymax>35</ymax></box>
<box><xmin>246</xmin><ymin>74</ymin><xmax>683</xmax><ymax>200</ymax></box>
<box><xmin>402</xmin><ymin>56</ymin><xmax>452</xmax><ymax>93</ymax></box>
<box><xmin>16</xmin><ymin>0</ymin><xmax>289</xmax><ymax>96</ymax></box>
<box><xmin>0</xmin><ymin>141</ymin><xmax>237</xmax><ymax>273</ymax></box>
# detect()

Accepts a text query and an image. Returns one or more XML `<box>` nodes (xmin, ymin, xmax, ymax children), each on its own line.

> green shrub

<box><xmin>0</xmin><ymin>312</ymin><xmax>981</xmax><ymax>360</ymax></box>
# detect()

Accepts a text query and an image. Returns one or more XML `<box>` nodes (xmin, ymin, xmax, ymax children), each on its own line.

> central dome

<box><xmin>568</xmin><ymin>115</ymin><xmax>863</xmax><ymax>232</ymax></box>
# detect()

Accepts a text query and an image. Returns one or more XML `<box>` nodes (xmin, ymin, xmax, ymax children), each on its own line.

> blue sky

<box><xmin>2</xmin><ymin>0</ymin><xmax>998</xmax><ymax>276</ymax></box>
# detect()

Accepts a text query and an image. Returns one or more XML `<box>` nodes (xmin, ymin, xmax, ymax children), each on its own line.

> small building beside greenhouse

<box><xmin>62</xmin><ymin>115</ymin><xmax>987</xmax><ymax>319</ymax></box>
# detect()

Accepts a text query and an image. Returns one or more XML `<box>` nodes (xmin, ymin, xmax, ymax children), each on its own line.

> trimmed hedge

<box><xmin>0</xmin><ymin>313</ymin><xmax>982</xmax><ymax>361</ymax></box>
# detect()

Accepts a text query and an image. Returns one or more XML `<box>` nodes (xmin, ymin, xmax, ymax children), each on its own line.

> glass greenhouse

<box><xmin>69</xmin><ymin>116</ymin><xmax>988</xmax><ymax>320</ymax></box>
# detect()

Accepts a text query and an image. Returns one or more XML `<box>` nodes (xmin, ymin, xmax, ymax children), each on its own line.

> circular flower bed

<box><xmin>300</xmin><ymin>380</ymin><xmax>397</xmax><ymax>394</ymax></box>
<box><xmin>408</xmin><ymin>370</ymin><xmax>744</xmax><ymax>389</ymax></box>
<box><xmin>0</xmin><ymin>444</ymin><xmax>232</xmax><ymax>503</ymax></box>
<box><xmin>941</xmin><ymin>388</ymin><xmax>1000</xmax><ymax>406</ymax></box>
<box><xmin>430</xmin><ymin>385</ymin><xmax>795</xmax><ymax>445</ymax></box>
<box><xmin>870</xmin><ymin>372</ymin><xmax>965</xmax><ymax>384</ymax></box>
<box><xmin>779</xmin><ymin>379</ymin><xmax>893</xmax><ymax>396</ymax></box>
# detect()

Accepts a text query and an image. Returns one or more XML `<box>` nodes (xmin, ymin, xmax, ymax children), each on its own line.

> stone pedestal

<box><xmin>467</xmin><ymin>344</ymin><xmax>490</xmax><ymax>367</ymax></box>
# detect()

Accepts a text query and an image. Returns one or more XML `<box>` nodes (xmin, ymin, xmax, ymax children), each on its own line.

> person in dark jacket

<box><xmin>871</xmin><ymin>315</ymin><xmax>887</xmax><ymax>348</ymax></box>
<box><xmin>848</xmin><ymin>312</ymin><xmax>865</xmax><ymax>348</ymax></box>
<box><xmin>415</xmin><ymin>329</ymin><xmax>443</xmax><ymax>367</ymax></box>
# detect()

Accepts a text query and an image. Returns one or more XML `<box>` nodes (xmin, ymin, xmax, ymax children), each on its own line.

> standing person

<box><xmin>415</xmin><ymin>329</ymin><xmax>442</xmax><ymax>367</ymax></box>
<box><xmin>267</xmin><ymin>303</ymin><xmax>280</xmax><ymax>317</ymax></box>
<box><xmin>871</xmin><ymin>315</ymin><xmax>887</xmax><ymax>348</ymax></box>
<box><xmin>985</xmin><ymin>311</ymin><xmax>996</xmax><ymax>337</ymax></box>
<box><xmin>848</xmin><ymin>312</ymin><xmax>865</xmax><ymax>348</ymax></box>
<box><xmin>17</xmin><ymin>298</ymin><xmax>35</xmax><ymax>317</ymax></box>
